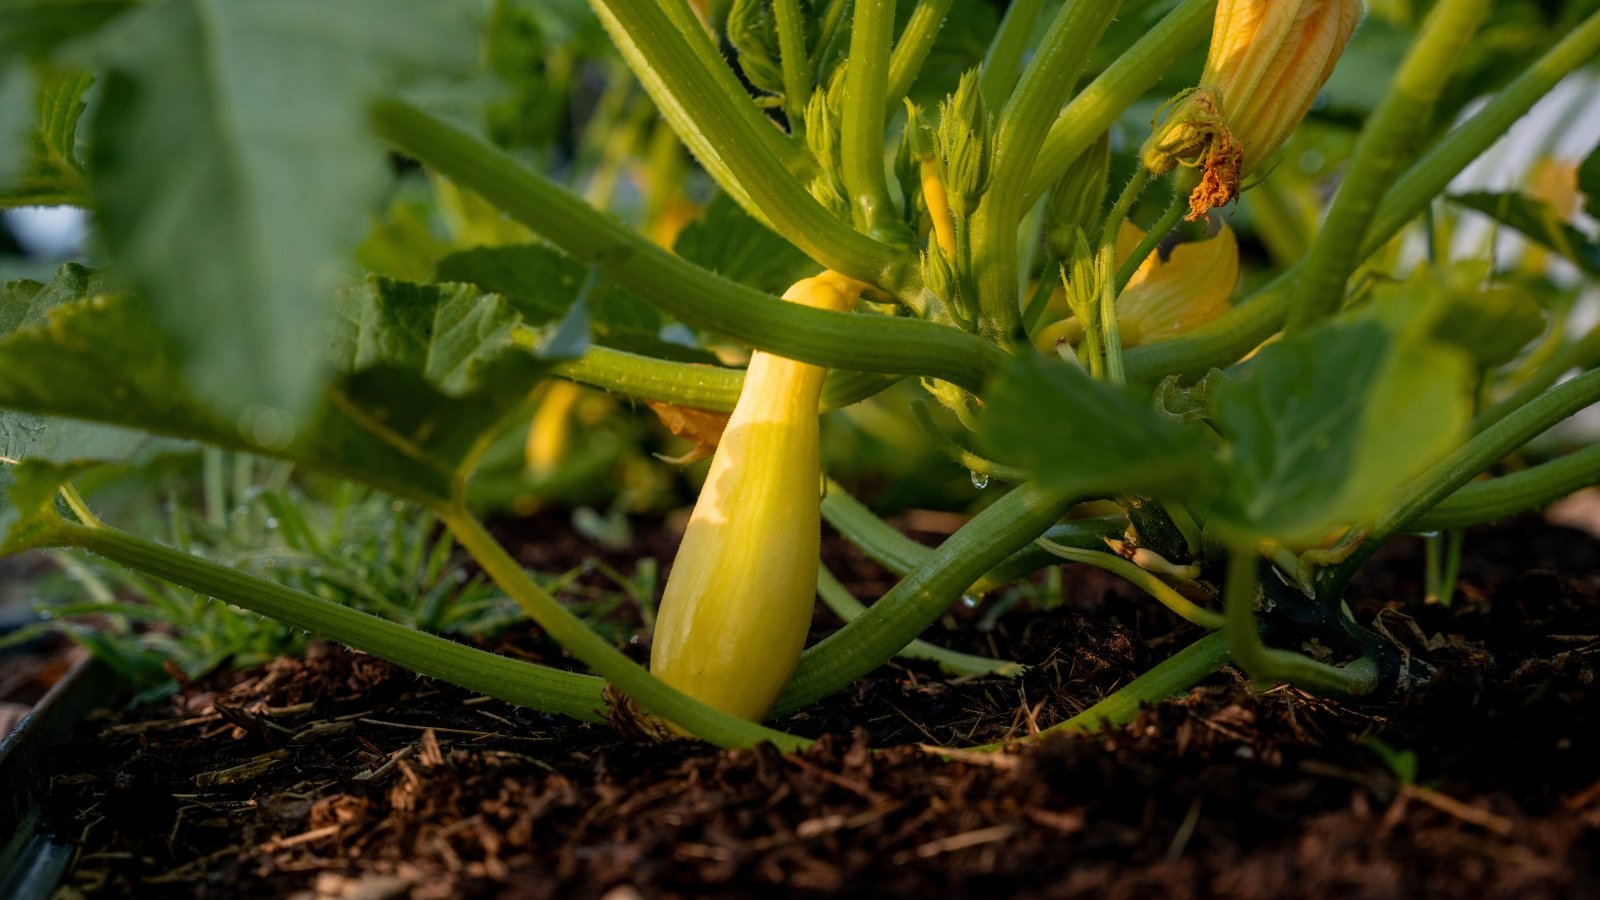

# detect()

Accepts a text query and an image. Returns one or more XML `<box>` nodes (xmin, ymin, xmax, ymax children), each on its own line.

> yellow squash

<box><xmin>649</xmin><ymin>272</ymin><xmax>862</xmax><ymax>723</ymax></box>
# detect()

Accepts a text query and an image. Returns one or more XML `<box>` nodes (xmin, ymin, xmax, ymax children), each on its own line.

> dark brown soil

<box><xmin>30</xmin><ymin>516</ymin><xmax>1600</xmax><ymax>899</ymax></box>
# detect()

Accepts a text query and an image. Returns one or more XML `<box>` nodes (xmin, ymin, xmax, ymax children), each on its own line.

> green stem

<box><xmin>1023</xmin><ymin>0</ymin><xmax>1216</xmax><ymax>204</ymax></box>
<box><xmin>1100</xmin><ymin>167</ymin><xmax>1151</xmax><ymax>250</ymax></box>
<box><xmin>1289</xmin><ymin>0</ymin><xmax>1489</xmax><ymax>331</ymax></box>
<box><xmin>816</xmin><ymin>566</ymin><xmax>1024</xmax><ymax>677</ymax></box>
<box><xmin>776</xmin><ymin>481</ymin><xmax>1077</xmax><ymax>714</ymax></box>
<box><xmin>773</xmin><ymin>0</ymin><xmax>814</xmax><ymax>137</ymax></box>
<box><xmin>1423</xmin><ymin>529</ymin><xmax>1464</xmax><ymax>607</ymax></box>
<box><xmin>810</xmin><ymin>0</ymin><xmax>850</xmax><ymax>70</ymax></box>
<box><xmin>372</xmin><ymin>101</ymin><xmax>1003</xmax><ymax>391</ymax></box>
<box><xmin>1035</xmin><ymin>539</ymin><xmax>1223</xmax><ymax>629</ymax></box>
<box><xmin>1098</xmin><ymin>245</ymin><xmax>1126</xmax><ymax>386</ymax></box>
<box><xmin>441</xmin><ymin>508</ymin><xmax>809</xmax><ymax>750</ymax></box>
<box><xmin>538</xmin><ymin>339</ymin><xmax>900</xmax><ymax>412</ymax></box>
<box><xmin>819</xmin><ymin>477</ymin><xmax>1123</xmax><ymax>595</ymax></box>
<box><xmin>1115</xmin><ymin>189</ymin><xmax>1186</xmax><ymax>293</ymax></box>
<box><xmin>908</xmin><ymin>398</ymin><xmax>1029</xmax><ymax>483</ymax></box>
<box><xmin>1224</xmin><ymin>544</ymin><xmax>1380</xmax><ymax>696</ymax></box>
<box><xmin>1021</xmin><ymin>252</ymin><xmax>1059</xmax><ymax>335</ymax></box>
<box><xmin>587</xmin><ymin>0</ymin><xmax>918</xmax><ymax>295</ymax></box>
<box><xmin>1121</xmin><ymin>9</ymin><xmax>1600</xmax><ymax>382</ymax></box>
<box><xmin>971</xmin><ymin>0</ymin><xmax>1123</xmax><ymax>348</ymax></box>
<box><xmin>1407</xmin><ymin>438</ymin><xmax>1600</xmax><ymax>532</ymax></box>
<box><xmin>605</xmin><ymin>0</ymin><xmax>811</xmax><ymax>198</ymax></box>
<box><xmin>886</xmin><ymin>0</ymin><xmax>954</xmax><ymax>111</ymax></box>
<box><xmin>841</xmin><ymin>0</ymin><xmax>902</xmax><ymax>241</ymax></box>
<box><xmin>979</xmin><ymin>0</ymin><xmax>1048</xmax><ymax>107</ymax></box>
<box><xmin>1325</xmin><ymin>369</ymin><xmax>1600</xmax><ymax>593</ymax></box>
<box><xmin>53</xmin><ymin>521</ymin><xmax>610</xmax><ymax>722</ymax></box>
<box><xmin>1475</xmin><ymin>329</ymin><xmax>1600</xmax><ymax>432</ymax></box>
<box><xmin>977</xmin><ymin>630</ymin><xmax>1231</xmax><ymax>746</ymax></box>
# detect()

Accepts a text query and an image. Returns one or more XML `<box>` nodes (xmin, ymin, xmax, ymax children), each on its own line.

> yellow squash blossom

<box><xmin>1035</xmin><ymin>222</ymin><xmax>1240</xmax><ymax>351</ymax></box>
<box><xmin>1144</xmin><ymin>0</ymin><xmax>1363</xmax><ymax>219</ymax></box>
<box><xmin>650</xmin><ymin>272</ymin><xmax>864</xmax><ymax>724</ymax></box>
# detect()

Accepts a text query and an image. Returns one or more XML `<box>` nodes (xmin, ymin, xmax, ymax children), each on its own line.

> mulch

<box><xmin>28</xmin><ymin>516</ymin><xmax>1600</xmax><ymax>898</ymax></box>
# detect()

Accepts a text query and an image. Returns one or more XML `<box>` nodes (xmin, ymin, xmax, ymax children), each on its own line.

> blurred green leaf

<box><xmin>0</xmin><ymin>269</ymin><xmax>550</xmax><ymax>506</ymax></box>
<box><xmin>979</xmin><ymin>355</ymin><xmax>1218</xmax><ymax>499</ymax></box>
<box><xmin>77</xmin><ymin>0</ymin><xmax>476</xmax><ymax>415</ymax></box>
<box><xmin>1580</xmin><ymin>140</ymin><xmax>1600</xmax><ymax>222</ymax></box>
<box><xmin>0</xmin><ymin>0</ymin><xmax>136</xmax><ymax>59</ymax></box>
<box><xmin>0</xmin><ymin>67</ymin><xmax>92</xmax><ymax>208</ymax></box>
<box><xmin>1207</xmin><ymin>319</ymin><xmax>1472</xmax><ymax>545</ymax></box>
<box><xmin>1363</xmin><ymin>262</ymin><xmax>1547</xmax><ymax>370</ymax></box>
<box><xmin>1449</xmin><ymin>191</ymin><xmax>1600</xmax><ymax>277</ymax></box>
<box><xmin>436</xmin><ymin>243</ymin><xmax>588</xmax><ymax>323</ymax></box>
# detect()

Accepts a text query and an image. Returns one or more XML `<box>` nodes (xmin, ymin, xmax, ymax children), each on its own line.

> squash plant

<box><xmin>3</xmin><ymin>0</ymin><xmax>1600</xmax><ymax>749</ymax></box>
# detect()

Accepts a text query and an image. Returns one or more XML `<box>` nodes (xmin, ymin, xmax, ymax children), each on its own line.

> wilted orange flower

<box><xmin>1144</xmin><ymin>0</ymin><xmax>1363</xmax><ymax>219</ymax></box>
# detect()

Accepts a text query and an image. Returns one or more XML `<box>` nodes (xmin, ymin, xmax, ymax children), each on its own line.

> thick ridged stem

<box><xmin>1407</xmin><ymin>442</ymin><xmax>1600</xmax><ymax>531</ymax></box>
<box><xmin>886</xmin><ymin>0</ymin><xmax>954</xmax><ymax>110</ymax></box>
<box><xmin>372</xmin><ymin>101</ymin><xmax>1005</xmax><ymax>392</ymax></box>
<box><xmin>971</xmin><ymin>0</ymin><xmax>1122</xmax><ymax>347</ymax></box>
<box><xmin>1288</xmin><ymin>0</ymin><xmax>1489</xmax><ymax>331</ymax></box>
<box><xmin>443</xmin><ymin>509</ymin><xmax>811</xmax><ymax>749</ymax></box>
<box><xmin>1023</xmin><ymin>0</ymin><xmax>1217</xmax><ymax>204</ymax></box>
<box><xmin>587</xmin><ymin>0</ymin><xmax>921</xmax><ymax>296</ymax></box>
<box><xmin>776</xmin><ymin>481</ymin><xmax>1077</xmax><ymax>714</ymax></box>
<box><xmin>542</xmin><ymin>341</ymin><xmax>899</xmax><ymax>412</ymax></box>
<box><xmin>55</xmin><ymin>522</ymin><xmax>609</xmax><ymax>722</ymax></box>
<box><xmin>979</xmin><ymin>0</ymin><xmax>1048</xmax><ymax>107</ymax></box>
<box><xmin>841</xmin><ymin>0</ymin><xmax>901</xmax><ymax>240</ymax></box>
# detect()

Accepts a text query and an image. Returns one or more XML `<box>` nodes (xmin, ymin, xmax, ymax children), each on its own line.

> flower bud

<box><xmin>1146</xmin><ymin>0</ymin><xmax>1363</xmax><ymax>219</ymax></box>
<box><xmin>1045</xmin><ymin>132</ymin><xmax>1111</xmax><ymax>259</ymax></box>
<box><xmin>922</xmin><ymin>233</ymin><xmax>957</xmax><ymax>305</ymax></box>
<box><xmin>936</xmin><ymin>70</ymin><xmax>993</xmax><ymax>218</ymax></box>
<box><xmin>727</xmin><ymin>0</ymin><xmax>785</xmax><ymax>98</ymax></box>
<box><xmin>896</xmin><ymin>100</ymin><xmax>936</xmax><ymax>224</ymax></box>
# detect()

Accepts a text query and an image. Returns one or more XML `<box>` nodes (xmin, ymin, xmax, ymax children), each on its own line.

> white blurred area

<box><xmin>4</xmin><ymin>205</ymin><xmax>88</xmax><ymax>259</ymax></box>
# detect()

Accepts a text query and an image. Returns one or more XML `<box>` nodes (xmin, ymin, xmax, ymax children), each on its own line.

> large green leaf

<box><xmin>77</xmin><ymin>0</ymin><xmax>474</xmax><ymax>415</ymax></box>
<box><xmin>1362</xmin><ymin>262</ymin><xmax>1547</xmax><ymax>370</ymax></box>
<box><xmin>0</xmin><ymin>267</ymin><xmax>549</xmax><ymax>506</ymax></box>
<box><xmin>0</xmin><ymin>0</ymin><xmax>137</xmax><ymax>59</ymax></box>
<box><xmin>435</xmin><ymin>243</ymin><xmax>719</xmax><ymax>365</ymax></box>
<box><xmin>1207</xmin><ymin>319</ymin><xmax>1472</xmax><ymax>545</ymax></box>
<box><xmin>0</xmin><ymin>270</ymin><xmax>149</xmax><ymax>538</ymax></box>
<box><xmin>978</xmin><ymin>355</ymin><xmax>1219</xmax><ymax>499</ymax></box>
<box><xmin>1449</xmin><ymin>191</ymin><xmax>1600</xmax><ymax>277</ymax></box>
<box><xmin>0</xmin><ymin>66</ymin><xmax>91</xmax><ymax>207</ymax></box>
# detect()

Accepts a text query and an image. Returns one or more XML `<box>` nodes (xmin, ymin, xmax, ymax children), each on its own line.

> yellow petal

<box><xmin>1118</xmin><ymin>225</ymin><xmax>1239</xmax><ymax>347</ymax></box>
<box><xmin>1115</xmin><ymin>220</ymin><xmax>1159</xmax><ymax>287</ymax></box>
<box><xmin>1529</xmin><ymin>157</ymin><xmax>1581</xmax><ymax>220</ymax></box>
